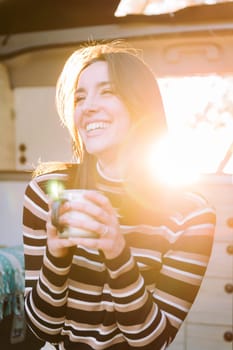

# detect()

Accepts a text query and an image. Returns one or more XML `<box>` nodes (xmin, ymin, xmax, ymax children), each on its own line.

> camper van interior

<box><xmin>0</xmin><ymin>1</ymin><xmax>232</xmax><ymax>349</ymax></box>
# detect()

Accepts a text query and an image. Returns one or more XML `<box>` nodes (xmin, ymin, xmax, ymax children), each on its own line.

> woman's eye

<box><xmin>74</xmin><ymin>95</ymin><xmax>85</xmax><ymax>105</ymax></box>
<box><xmin>101</xmin><ymin>88</ymin><xmax>114</xmax><ymax>95</ymax></box>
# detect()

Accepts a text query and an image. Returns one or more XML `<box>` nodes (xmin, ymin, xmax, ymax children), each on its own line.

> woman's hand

<box><xmin>47</xmin><ymin>190</ymin><xmax>125</xmax><ymax>259</ymax></box>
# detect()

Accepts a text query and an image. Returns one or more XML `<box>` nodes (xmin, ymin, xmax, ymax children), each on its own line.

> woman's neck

<box><xmin>96</xmin><ymin>159</ymin><xmax>126</xmax><ymax>182</ymax></box>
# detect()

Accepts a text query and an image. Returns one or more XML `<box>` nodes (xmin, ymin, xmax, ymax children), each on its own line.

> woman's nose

<box><xmin>81</xmin><ymin>96</ymin><xmax>98</xmax><ymax>113</ymax></box>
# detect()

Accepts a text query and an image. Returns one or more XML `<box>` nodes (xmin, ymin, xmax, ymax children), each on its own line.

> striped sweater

<box><xmin>23</xmin><ymin>164</ymin><xmax>216</xmax><ymax>350</ymax></box>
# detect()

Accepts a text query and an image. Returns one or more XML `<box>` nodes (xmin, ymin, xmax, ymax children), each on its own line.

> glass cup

<box><xmin>51</xmin><ymin>189</ymin><xmax>99</xmax><ymax>238</ymax></box>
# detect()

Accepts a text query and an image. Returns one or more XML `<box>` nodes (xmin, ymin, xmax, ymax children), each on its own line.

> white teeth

<box><xmin>86</xmin><ymin>122</ymin><xmax>109</xmax><ymax>132</ymax></box>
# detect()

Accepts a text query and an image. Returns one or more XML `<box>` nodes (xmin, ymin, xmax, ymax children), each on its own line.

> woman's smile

<box><xmin>85</xmin><ymin>121</ymin><xmax>110</xmax><ymax>133</ymax></box>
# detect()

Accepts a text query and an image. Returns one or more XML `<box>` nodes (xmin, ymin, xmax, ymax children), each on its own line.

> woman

<box><xmin>23</xmin><ymin>41</ymin><xmax>216</xmax><ymax>350</ymax></box>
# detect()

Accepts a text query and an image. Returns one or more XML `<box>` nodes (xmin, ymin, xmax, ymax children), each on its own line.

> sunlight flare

<box><xmin>147</xmin><ymin>135</ymin><xmax>201</xmax><ymax>187</ymax></box>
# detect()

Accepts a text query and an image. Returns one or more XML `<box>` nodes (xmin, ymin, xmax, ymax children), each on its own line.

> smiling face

<box><xmin>74</xmin><ymin>61</ymin><xmax>132</xmax><ymax>164</ymax></box>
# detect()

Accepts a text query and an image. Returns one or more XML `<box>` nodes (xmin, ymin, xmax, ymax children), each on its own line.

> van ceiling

<box><xmin>1</xmin><ymin>0</ymin><xmax>233</xmax><ymax>35</ymax></box>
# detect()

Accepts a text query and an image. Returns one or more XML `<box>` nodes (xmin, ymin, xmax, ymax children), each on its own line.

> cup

<box><xmin>51</xmin><ymin>189</ymin><xmax>99</xmax><ymax>238</ymax></box>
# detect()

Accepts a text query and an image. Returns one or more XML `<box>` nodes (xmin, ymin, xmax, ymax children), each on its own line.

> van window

<box><xmin>158</xmin><ymin>74</ymin><xmax>233</xmax><ymax>175</ymax></box>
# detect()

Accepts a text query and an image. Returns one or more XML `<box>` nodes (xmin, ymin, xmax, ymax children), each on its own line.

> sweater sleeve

<box><xmin>103</xmin><ymin>192</ymin><xmax>216</xmax><ymax>349</ymax></box>
<box><xmin>23</xmin><ymin>174</ymin><xmax>74</xmax><ymax>343</ymax></box>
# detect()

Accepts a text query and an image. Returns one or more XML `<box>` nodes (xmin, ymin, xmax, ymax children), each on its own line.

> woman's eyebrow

<box><xmin>75</xmin><ymin>87</ymin><xmax>85</xmax><ymax>94</ymax></box>
<box><xmin>98</xmin><ymin>81</ymin><xmax>112</xmax><ymax>87</ymax></box>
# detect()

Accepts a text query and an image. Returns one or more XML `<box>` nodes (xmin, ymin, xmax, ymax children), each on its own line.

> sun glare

<box><xmin>147</xmin><ymin>135</ymin><xmax>201</xmax><ymax>187</ymax></box>
<box><xmin>47</xmin><ymin>180</ymin><xmax>65</xmax><ymax>200</ymax></box>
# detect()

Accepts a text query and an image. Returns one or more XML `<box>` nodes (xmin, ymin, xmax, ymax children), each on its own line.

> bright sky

<box><xmin>115</xmin><ymin>0</ymin><xmax>233</xmax><ymax>16</ymax></box>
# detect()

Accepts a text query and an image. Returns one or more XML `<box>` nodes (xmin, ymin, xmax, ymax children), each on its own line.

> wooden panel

<box><xmin>207</xmin><ymin>242</ymin><xmax>233</xmax><ymax>278</ymax></box>
<box><xmin>186</xmin><ymin>324</ymin><xmax>233</xmax><ymax>350</ymax></box>
<box><xmin>14</xmin><ymin>87</ymin><xmax>73</xmax><ymax>170</ymax></box>
<box><xmin>197</xmin><ymin>183</ymin><xmax>233</xmax><ymax>242</ymax></box>
<box><xmin>132</xmin><ymin>34</ymin><xmax>233</xmax><ymax>76</ymax></box>
<box><xmin>0</xmin><ymin>63</ymin><xmax>15</xmax><ymax>170</ymax></box>
<box><xmin>187</xmin><ymin>277</ymin><xmax>232</xmax><ymax>325</ymax></box>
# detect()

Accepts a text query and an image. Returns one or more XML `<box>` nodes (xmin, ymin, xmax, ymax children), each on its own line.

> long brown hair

<box><xmin>55</xmin><ymin>40</ymin><xmax>167</xmax><ymax>163</ymax></box>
